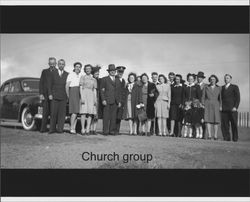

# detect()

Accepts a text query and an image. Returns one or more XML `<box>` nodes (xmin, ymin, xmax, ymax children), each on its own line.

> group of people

<box><xmin>39</xmin><ymin>57</ymin><xmax>241</xmax><ymax>142</ymax></box>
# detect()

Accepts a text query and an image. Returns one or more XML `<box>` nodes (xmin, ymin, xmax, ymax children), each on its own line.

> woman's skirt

<box><xmin>126</xmin><ymin>94</ymin><xmax>132</xmax><ymax>119</ymax></box>
<box><xmin>69</xmin><ymin>86</ymin><xmax>80</xmax><ymax>114</ymax></box>
<box><xmin>80</xmin><ymin>88</ymin><xmax>97</xmax><ymax>115</ymax></box>
<box><xmin>155</xmin><ymin>100</ymin><xmax>169</xmax><ymax>118</ymax></box>
<box><xmin>170</xmin><ymin>104</ymin><xmax>182</xmax><ymax>121</ymax></box>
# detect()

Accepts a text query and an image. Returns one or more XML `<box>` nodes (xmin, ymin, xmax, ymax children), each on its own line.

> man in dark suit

<box><xmin>39</xmin><ymin>57</ymin><xmax>57</xmax><ymax>133</ymax></box>
<box><xmin>196</xmin><ymin>71</ymin><xmax>207</xmax><ymax>139</ymax></box>
<box><xmin>167</xmin><ymin>72</ymin><xmax>176</xmax><ymax>135</ymax></box>
<box><xmin>100</xmin><ymin>64</ymin><xmax>121</xmax><ymax>135</ymax></box>
<box><xmin>150</xmin><ymin>72</ymin><xmax>159</xmax><ymax>135</ymax></box>
<box><xmin>221</xmin><ymin>74</ymin><xmax>240</xmax><ymax>142</ymax></box>
<box><xmin>115</xmin><ymin>66</ymin><xmax>126</xmax><ymax>134</ymax></box>
<box><xmin>48</xmin><ymin>59</ymin><xmax>69</xmax><ymax>134</ymax></box>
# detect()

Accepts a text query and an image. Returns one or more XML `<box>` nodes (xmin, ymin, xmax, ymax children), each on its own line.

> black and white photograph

<box><xmin>0</xmin><ymin>3</ymin><xmax>250</xmax><ymax>201</ymax></box>
<box><xmin>1</xmin><ymin>33</ymin><xmax>249</xmax><ymax>169</ymax></box>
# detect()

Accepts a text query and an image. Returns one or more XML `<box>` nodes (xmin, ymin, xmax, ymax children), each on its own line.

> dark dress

<box><xmin>170</xmin><ymin>84</ymin><xmax>184</xmax><ymax>121</ymax></box>
<box><xmin>192</xmin><ymin>107</ymin><xmax>204</xmax><ymax>127</ymax></box>
<box><xmin>143</xmin><ymin>82</ymin><xmax>158</xmax><ymax>119</ymax></box>
<box><xmin>122</xmin><ymin>82</ymin><xmax>143</xmax><ymax>121</ymax></box>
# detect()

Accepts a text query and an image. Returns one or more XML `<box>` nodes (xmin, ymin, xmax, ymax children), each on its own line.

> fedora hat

<box><xmin>107</xmin><ymin>64</ymin><xmax>116</xmax><ymax>72</ymax></box>
<box><xmin>116</xmin><ymin>66</ymin><xmax>126</xmax><ymax>72</ymax></box>
<box><xmin>197</xmin><ymin>71</ymin><xmax>206</xmax><ymax>78</ymax></box>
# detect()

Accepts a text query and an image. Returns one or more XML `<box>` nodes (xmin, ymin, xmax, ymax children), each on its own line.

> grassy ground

<box><xmin>1</xmin><ymin>120</ymin><xmax>250</xmax><ymax>168</ymax></box>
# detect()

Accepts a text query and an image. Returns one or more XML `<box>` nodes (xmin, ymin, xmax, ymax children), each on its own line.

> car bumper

<box><xmin>34</xmin><ymin>107</ymin><xmax>71</xmax><ymax>122</ymax></box>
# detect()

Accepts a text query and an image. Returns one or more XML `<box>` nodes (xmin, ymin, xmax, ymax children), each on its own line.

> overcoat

<box><xmin>122</xmin><ymin>83</ymin><xmax>143</xmax><ymax>120</ymax></box>
<box><xmin>202</xmin><ymin>85</ymin><xmax>221</xmax><ymax>123</ymax></box>
<box><xmin>146</xmin><ymin>82</ymin><xmax>158</xmax><ymax>119</ymax></box>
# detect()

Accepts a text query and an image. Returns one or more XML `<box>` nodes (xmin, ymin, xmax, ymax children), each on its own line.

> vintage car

<box><xmin>0</xmin><ymin>77</ymin><xmax>43</xmax><ymax>131</ymax></box>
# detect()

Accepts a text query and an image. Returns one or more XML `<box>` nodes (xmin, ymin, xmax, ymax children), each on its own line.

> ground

<box><xmin>1</xmin><ymin>121</ymin><xmax>250</xmax><ymax>168</ymax></box>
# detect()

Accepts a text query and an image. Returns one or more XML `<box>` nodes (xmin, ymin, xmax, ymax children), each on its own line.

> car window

<box><xmin>9</xmin><ymin>81</ymin><xmax>21</xmax><ymax>93</ymax></box>
<box><xmin>2</xmin><ymin>83</ymin><xmax>10</xmax><ymax>92</ymax></box>
<box><xmin>22</xmin><ymin>79</ymin><xmax>39</xmax><ymax>92</ymax></box>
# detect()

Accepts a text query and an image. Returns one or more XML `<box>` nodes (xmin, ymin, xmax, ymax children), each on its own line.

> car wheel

<box><xmin>21</xmin><ymin>106</ymin><xmax>36</xmax><ymax>131</ymax></box>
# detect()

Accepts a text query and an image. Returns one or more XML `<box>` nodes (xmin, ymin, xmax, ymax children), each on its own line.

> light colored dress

<box><xmin>79</xmin><ymin>74</ymin><xmax>97</xmax><ymax>115</ymax></box>
<box><xmin>155</xmin><ymin>83</ymin><xmax>171</xmax><ymax>118</ymax></box>
<box><xmin>126</xmin><ymin>83</ymin><xmax>134</xmax><ymax>119</ymax></box>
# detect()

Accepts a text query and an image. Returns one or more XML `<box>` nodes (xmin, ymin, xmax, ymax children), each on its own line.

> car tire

<box><xmin>21</xmin><ymin>106</ymin><xmax>36</xmax><ymax>131</ymax></box>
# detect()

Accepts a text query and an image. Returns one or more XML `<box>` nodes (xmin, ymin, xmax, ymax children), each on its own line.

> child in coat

<box><xmin>192</xmin><ymin>99</ymin><xmax>204</xmax><ymax>139</ymax></box>
<box><xmin>182</xmin><ymin>101</ymin><xmax>193</xmax><ymax>138</ymax></box>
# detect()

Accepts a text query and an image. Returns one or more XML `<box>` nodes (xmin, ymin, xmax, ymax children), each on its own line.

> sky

<box><xmin>1</xmin><ymin>34</ymin><xmax>249</xmax><ymax>111</ymax></box>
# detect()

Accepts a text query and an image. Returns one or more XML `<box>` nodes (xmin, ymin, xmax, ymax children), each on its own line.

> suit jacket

<box><xmin>198</xmin><ymin>82</ymin><xmax>207</xmax><ymax>91</ymax></box>
<box><xmin>48</xmin><ymin>70</ymin><xmax>69</xmax><ymax>100</ymax></box>
<box><xmin>100</xmin><ymin>76</ymin><xmax>121</xmax><ymax>105</ymax></box>
<box><xmin>116</xmin><ymin>77</ymin><xmax>126</xmax><ymax>105</ymax></box>
<box><xmin>116</xmin><ymin>77</ymin><xmax>126</xmax><ymax>119</ymax></box>
<box><xmin>39</xmin><ymin>67</ymin><xmax>55</xmax><ymax>99</ymax></box>
<box><xmin>221</xmin><ymin>84</ymin><xmax>240</xmax><ymax>111</ymax></box>
<box><xmin>156</xmin><ymin>83</ymin><xmax>171</xmax><ymax>102</ymax></box>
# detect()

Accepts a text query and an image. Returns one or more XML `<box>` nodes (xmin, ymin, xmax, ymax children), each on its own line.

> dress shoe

<box><xmin>40</xmin><ymin>129</ymin><xmax>49</xmax><ymax>133</ymax></box>
<box><xmin>48</xmin><ymin>131</ymin><xmax>56</xmax><ymax>134</ymax></box>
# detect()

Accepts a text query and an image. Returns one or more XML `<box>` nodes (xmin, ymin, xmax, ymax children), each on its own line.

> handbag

<box><xmin>138</xmin><ymin>108</ymin><xmax>147</xmax><ymax>122</ymax></box>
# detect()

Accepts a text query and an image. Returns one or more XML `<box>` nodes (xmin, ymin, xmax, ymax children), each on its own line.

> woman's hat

<box><xmin>107</xmin><ymin>64</ymin><xmax>116</xmax><ymax>71</ymax></box>
<box><xmin>197</xmin><ymin>71</ymin><xmax>206</xmax><ymax>78</ymax></box>
<box><xmin>91</xmin><ymin>65</ymin><xmax>101</xmax><ymax>74</ymax></box>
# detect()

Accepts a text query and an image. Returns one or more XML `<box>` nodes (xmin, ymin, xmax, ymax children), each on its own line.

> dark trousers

<box><xmin>202</xmin><ymin>122</ymin><xmax>206</xmax><ymax>138</ymax></box>
<box><xmin>221</xmin><ymin>111</ymin><xmax>238</xmax><ymax>142</ymax></box>
<box><xmin>116</xmin><ymin>119</ymin><xmax>121</xmax><ymax>134</ymax></box>
<box><xmin>103</xmin><ymin>103</ymin><xmax>117</xmax><ymax>134</ymax></box>
<box><xmin>150</xmin><ymin>118</ymin><xmax>159</xmax><ymax>135</ymax></box>
<box><xmin>49</xmin><ymin>99</ymin><xmax>67</xmax><ymax>133</ymax></box>
<box><xmin>40</xmin><ymin>98</ymin><xmax>51</xmax><ymax>132</ymax></box>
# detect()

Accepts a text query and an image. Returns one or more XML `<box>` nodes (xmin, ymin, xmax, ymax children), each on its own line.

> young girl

<box><xmin>182</xmin><ymin>101</ymin><xmax>193</xmax><ymax>138</ymax></box>
<box><xmin>192</xmin><ymin>99</ymin><xmax>204</xmax><ymax>139</ymax></box>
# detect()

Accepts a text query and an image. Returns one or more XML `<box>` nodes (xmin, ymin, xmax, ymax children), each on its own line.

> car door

<box><xmin>0</xmin><ymin>82</ymin><xmax>10</xmax><ymax>119</ymax></box>
<box><xmin>5</xmin><ymin>80</ymin><xmax>23</xmax><ymax>120</ymax></box>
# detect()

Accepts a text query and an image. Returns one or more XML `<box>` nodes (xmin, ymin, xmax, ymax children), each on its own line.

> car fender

<box><xmin>18</xmin><ymin>95</ymin><xmax>42</xmax><ymax>122</ymax></box>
